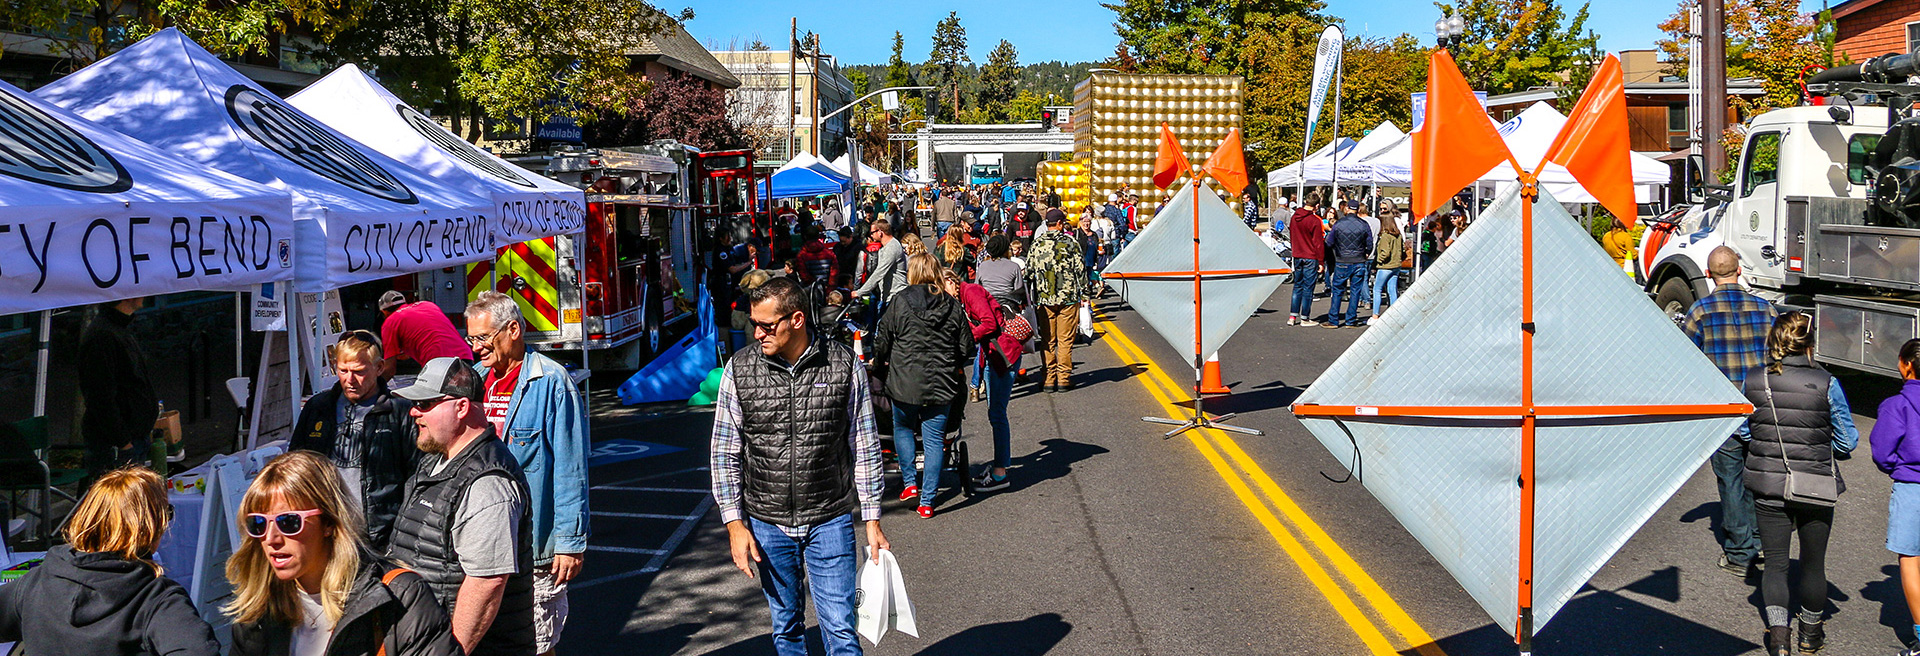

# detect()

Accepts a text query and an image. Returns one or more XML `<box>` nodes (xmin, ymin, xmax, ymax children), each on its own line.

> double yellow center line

<box><xmin>1091</xmin><ymin>308</ymin><xmax>1447</xmax><ymax>656</ymax></box>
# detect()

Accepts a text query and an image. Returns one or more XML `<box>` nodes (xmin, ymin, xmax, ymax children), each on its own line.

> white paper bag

<box><xmin>881</xmin><ymin>549</ymin><xmax>919</xmax><ymax>637</ymax></box>
<box><xmin>1077</xmin><ymin>302</ymin><xmax>1093</xmax><ymax>338</ymax></box>
<box><xmin>855</xmin><ymin>551</ymin><xmax>891</xmax><ymax>644</ymax></box>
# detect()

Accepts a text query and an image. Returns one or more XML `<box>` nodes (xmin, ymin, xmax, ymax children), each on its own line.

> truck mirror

<box><xmin>1686</xmin><ymin>154</ymin><xmax>1706</xmax><ymax>204</ymax></box>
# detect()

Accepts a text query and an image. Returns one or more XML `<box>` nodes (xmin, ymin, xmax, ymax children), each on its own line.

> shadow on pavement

<box><xmin>911</xmin><ymin>612</ymin><xmax>1072</xmax><ymax>656</ymax></box>
<box><xmin>1622</xmin><ymin>567</ymin><xmax>1682</xmax><ymax>603</ymax></box>
<box><xmin>1862</xmin><ymin>564</ymin><xmax>1915</xmax><ymax>646</ymax></box>
<box><xmin>938</xmin><ymin>438</ymin><xmax>1110</xmax><ymax>514</ymax></box>
<box><xmin>1422</xmin><ymin>587</ymin><xmax>1756</xmax><ymax>655</ymax></box>
<box><xmin>1171</xmin><ymin>385</ymin><xmax>1302</xmax><ymax>416</ymax></box>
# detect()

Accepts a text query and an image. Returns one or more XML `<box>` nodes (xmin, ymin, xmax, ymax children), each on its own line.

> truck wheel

<box><xmin>1653</xmin><ymin>277</ymin><xmax>1695</xmax><ymax>325</ymax></box>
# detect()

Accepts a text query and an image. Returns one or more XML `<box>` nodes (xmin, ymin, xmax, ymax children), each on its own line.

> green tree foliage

<box><xmin>925</xmin><ymin>11</ymin><xmax>970</xmax><ymax>120</ymax></box>
<box><xmin>849</xmin><ymin>69</ymin><xmax>870</xmax><ymax>96</ymax></box>
<box><xmin>978</xmin><ymin>40</ymin><xmax>1021</xmax><ymax>121</ymax></box>
<box><xmin>1656</xmin><ymin>0</ymin><xmax>1829</xmax><ymax>110</ymax></box>
<box><xmin>1240</xmin><ymin>14</ymin><xmax>1428</xmax><ymax>169</ymax></box>
<box><xmin>0</xmin><ymin>0</ymin><xmax>356</xmax><ymax>68</ymax></box>
<box><xmin>886</xmin><ymin>31</ymin><xmax>915</xmax><ymax>88</ymax></box>
<box><xmin>1434</xmin><ymin>0</ymin><xmax>1600</xmax><ymax>96</ymax></box>
<box><xmin>331</xmin><ymin>0</ymin><xmax>687</xmax><ymax>138</ymax></box>
<box><xmin>1105</xmin><ymin>0</ymin><xmax>1329</xmax><ymax>75</ymax></box>
<box><xmin>1006</xmin><ymin>90</ymin><xmax>1064</xmax><ymax>122</ymax></box>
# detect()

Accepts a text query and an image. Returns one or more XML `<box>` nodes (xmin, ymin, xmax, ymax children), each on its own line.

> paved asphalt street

<box><xmin>554</xmin><ymin>280</ymin><xmax>1917</xmax><ymax>656</ymax></box>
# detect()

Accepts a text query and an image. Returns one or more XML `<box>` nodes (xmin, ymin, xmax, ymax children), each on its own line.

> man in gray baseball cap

<box><xmin>390</xmin><ymin>357</ymin><xmax>537</xmax><ymax>656</ymax></box>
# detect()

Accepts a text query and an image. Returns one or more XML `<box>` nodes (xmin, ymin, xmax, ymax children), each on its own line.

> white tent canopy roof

<box><xmin>287</xmin><ymin>64</ymin><xmax>586</xmax><ymax>246</ymax></box>
<box><xmin>827</xmin><ymin>153</ymin><xmax>891</xmax><ymax>185</ymax></box>
<box><xmin>1266</xmin><ymin>137</ymin><xmax>1356</xmax><ymax>188</ymax></box>
<box><xmin>0</xmin><ymin>76</ymin><xmax>294</xmax><ymax>315</ymax></box>
<box><xmin>1294</xmin><ymin>121</ymin><xmax>1405</xmax><ymax>186</ymax></box>
<box><xmin>37</xmin><ymin>28</ymin><xmax>496</xmax><ymax>292</ymax></box>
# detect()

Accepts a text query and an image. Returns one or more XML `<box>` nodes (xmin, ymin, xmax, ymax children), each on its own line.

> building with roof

<box><xmin>1482</xmin><ymin>50</ymin><xmax>1764</xmax><ymax>154</ymax></box>
<box><xmin>1831</xmin><ymin>0</ymin><xmax>1920</xmax><ymax>61</ymax></box>
<box><xmin>713</xmin><ymin>49</ymin><xmax>854</xmax><ymax>163</ymax></box>
<box><xmin>628</xmin><ymin>23</ymin><xmax>740</xmax><ymax>91</ymax></box>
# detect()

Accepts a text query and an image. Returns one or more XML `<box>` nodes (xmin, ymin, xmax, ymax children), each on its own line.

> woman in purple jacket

<box><xmin>1875</xmin><ymin>339</ymin><xmax>1920</xmax><ymax>656</ymax></box>
<box><xmin>942</xmin><ymin>266</ymin><xmax>1024</xmax><ymax>492</ymax></box>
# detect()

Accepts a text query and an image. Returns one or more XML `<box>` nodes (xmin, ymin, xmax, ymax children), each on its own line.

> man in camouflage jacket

<box><xmin>1027</xmin><ymin>212</ymin><xmax>1088</xmax><ymax>393</ymax></box>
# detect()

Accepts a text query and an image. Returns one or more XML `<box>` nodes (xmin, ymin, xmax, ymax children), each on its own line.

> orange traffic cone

<box><xmin>1199</xmin><ymin>352</ymin><xmax>1232</xmax><ymax>394</ymax></box>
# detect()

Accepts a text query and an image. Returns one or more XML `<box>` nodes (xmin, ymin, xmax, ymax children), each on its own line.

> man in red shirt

<box><xmin>378</xmin><ymin>290</ymin><xmax>474</xmax><ymax>379</ymax></box>
<box><xmin>1287</xmin><ymin>193</ymin><xmax>1328</xmax><ymax>326</ymax></box>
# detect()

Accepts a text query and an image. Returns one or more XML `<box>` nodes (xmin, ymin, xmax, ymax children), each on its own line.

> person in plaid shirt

<box><xmin>711</xmin><ymin>277</ymin><xmax>888</xmax><ymax>656</ymax></box>
<box><xmin>1680</xmin><ymin>246</ymin><xmax>1777</xmax><ymax>580</ymax></box>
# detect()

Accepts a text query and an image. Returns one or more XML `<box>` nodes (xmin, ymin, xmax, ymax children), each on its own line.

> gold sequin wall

<box><xmin>1072</xmin><ymin>73</ymin><xmax>1244</xmax><ymax>225</ymax></box>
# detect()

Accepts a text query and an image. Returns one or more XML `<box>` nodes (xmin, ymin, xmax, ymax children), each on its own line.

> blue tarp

<box><xmin>758</xmin><ymin>165</ymin><xmax>847</xmax><ymax>199</ymax></box>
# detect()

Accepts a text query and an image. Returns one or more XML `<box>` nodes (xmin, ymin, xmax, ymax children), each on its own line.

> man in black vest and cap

<box><xmin>711</xmin><ymin>277</ymin><xmax>889</xmax><ymax>656</ymax></box>
<box><xmin>391</xmin><ymin>357</ymin><xmax>536</xmax><ymax>656</ymax></box>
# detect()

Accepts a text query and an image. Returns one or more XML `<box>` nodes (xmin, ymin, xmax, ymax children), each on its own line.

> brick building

<box><xmin>1484</xmin><ymin>50</ymin><xmax>1762</xmax><ymax>155</ymax></box>
<box><xmin>1833</xmin><ymin>0</ymin><xmax>1920</xmax><ymax>61</ymax></box>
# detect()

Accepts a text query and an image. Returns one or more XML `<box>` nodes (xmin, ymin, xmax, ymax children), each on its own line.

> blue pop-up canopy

<box><xmin>758</xmin><ymin>165</ymin><xmax>847</xmax><ymax>199</ymax></box>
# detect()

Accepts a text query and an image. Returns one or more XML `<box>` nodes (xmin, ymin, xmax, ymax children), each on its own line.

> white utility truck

<box><xmin>1642</xmin><ymin>53</ymin><xmax>1920</xmax><ymax>377</ymax></box>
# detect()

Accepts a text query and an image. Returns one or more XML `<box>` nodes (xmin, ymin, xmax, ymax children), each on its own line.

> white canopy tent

<box><xmin>287</xmin><ymin>64</ymin><xmax>587</xmax><ymax>247</ymax></box>
<box><xmin>1286</xmin><ymin>122</ymin><xmax>1405</xmax><ymax>186</ymax></box>
<box><xmin>1266</xmin><ymin>137</ymin><xmax>1356</xmax><ymax>189</ymax></box>
<box><xmin>1477</xmin><ymin>102</ymin><xmax>1669</xmax><ymax>204</ymax></box>
<box><xmin>827</xmin><ymin>153</ymin><xmax>892</xmax><ymax>185</ymax></box>
<box><xmin>37</xmin><ymin>28</ymin><xmax>497</xmax><ymax>294</ymax></box>
<box><xmin>0</xmin><ymin>72</ymin><xmax>296</xmax><ymax>435</ymax></box>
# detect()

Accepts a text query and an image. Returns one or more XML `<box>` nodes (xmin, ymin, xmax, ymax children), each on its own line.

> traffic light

<box><xmin>1041</xmin><ymin>108</ymin><xmax>1055</xmax><ymax>128</ymax></box>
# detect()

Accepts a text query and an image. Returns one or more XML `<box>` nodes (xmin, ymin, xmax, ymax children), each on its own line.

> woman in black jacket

<box><xmin>227</xmin><ymin>451</ymin><xmax>461</xmax><ymax>656</ymax></box>
<box><xmin>873</xmin><ymin>253</ymin><xmax>973</xmax><ymax>518</ymax></box>
<box><xmin>0</xmin><ymin>466</ymin><xmax>219</xmax><ymax>656</ymax></box>
<box><xmin>1741</xmin><ymin>312</ymin><xmax>1860</xmax><ymax>656</ymax></box>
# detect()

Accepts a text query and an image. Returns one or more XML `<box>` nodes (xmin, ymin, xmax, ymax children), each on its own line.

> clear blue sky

<box><xmin>678</xmin><ymin>0</ymin><xmax>1835</xmax><ymax>66</ymax></box>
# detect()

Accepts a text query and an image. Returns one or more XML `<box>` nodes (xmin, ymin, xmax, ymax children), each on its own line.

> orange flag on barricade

<box><xmin>1543</xmin><ymin>53</ymin><xmax>1637</xmax><ymax>227</ymax></box>
<box><xmin>1412</xmin><ymin>49</ymin><xmax>1513</xmax><ymax>217</ymax></box>
<box><xmin>1204</xmin><ymin>128</ymin><xmax>1250</xmax><ymax>196</ymax></box>
<box><xmin>1153</xmin><ymin>122</ymin><xmax>1191</xmax><ymax>190</ymax></box>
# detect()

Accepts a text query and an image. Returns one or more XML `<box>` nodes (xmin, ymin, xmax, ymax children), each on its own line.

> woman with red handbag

<box><xmin>941</xmin><ymin>266</ymin><xmax>1024</xmax><ymax>493</ymax></box>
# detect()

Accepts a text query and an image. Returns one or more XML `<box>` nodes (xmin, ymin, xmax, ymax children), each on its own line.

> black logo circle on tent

<box><xmin>398</xmin><ymin>104</ymin><xmax>536</xmax><ymax>188</ymax></box>
<box><xmin>0</xmin><ymin>90</ymin><xmax>131</xmax><ymax>193</ymax></box>
<box><xmin>224</xmin><ymin>85</ymin><xmax>417</xmax><ymax>204</ymax></box>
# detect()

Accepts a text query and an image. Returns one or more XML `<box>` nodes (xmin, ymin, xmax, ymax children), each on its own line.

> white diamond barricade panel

<box><xmin>1103</xmin><ymin>180</ymin><xmax>1287</xmax><ymax>364</ymax></box>
<box><xmin>1294</xmin><ymin>186</ymin><xmax>1746</xmax><ymax>635</ymax></box>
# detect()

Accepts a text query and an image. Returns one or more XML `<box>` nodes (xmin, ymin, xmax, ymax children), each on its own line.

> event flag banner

<box><xmin>0</xmin><ymin>76</ymin><xmax>294</xmax><ymax>316</ymax></box>
<box><xmin>1101</xmin><ymin>180</ymin><xmax>1286</xmax><ymax>363</ymax></box>
<box><xmin>287</xmin><ymin>65</ymin><xmax>587</xmax><ymax>247</ymax></box>
<box><xmin>1303</xmin><ymin>25</ymin><xmax>1344</xmax><ymax>154</ymax></box>
<box><xmin>36</xmin><ymin>28</ymin><xmax>496</xmax><ymax>293</ymax></box>
<box><xmin>1291</xmin><ymin>186</ymin><xmax>1747</xmax><ymax>635</ymax></box>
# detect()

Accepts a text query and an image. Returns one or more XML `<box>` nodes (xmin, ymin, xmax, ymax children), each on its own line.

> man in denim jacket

<box><xmin>464</xmin><ymin>291</ymin><xmax>589</xmax><ymax>655</ymax></box>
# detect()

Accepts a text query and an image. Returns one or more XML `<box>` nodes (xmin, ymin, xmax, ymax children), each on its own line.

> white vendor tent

<box><xmin>0</xmin><ymin>77</ymin><xmax>293</xmax><ymax>315</ymax></box>
<box><xmin>1479</xmin><ymin>102</ymin><xmax>1669</xmax><ymax>204</ymax></box>
<box><xmin>828</xmin><ymin>153</ymin><xmax>892</xmax><ymax>185</ymax></box>
<box><xmin>1266</xmin><ymin>137</ymin><xmax>1356</xmax><ymax>188</ymax></box>
<box><xmin>1294</xmin><ymin>122</ymin><xmax>1405</xmax><ymax>186</ymax></box>
<box><xmin>36</xmin><ymin>28</ymin><xmax>496</xmax><ymax>293</ymax></box>
<box><xmin>287</xmin><ymin>64</ymin><xmax>586</xmax><ymax>246</ymax></box>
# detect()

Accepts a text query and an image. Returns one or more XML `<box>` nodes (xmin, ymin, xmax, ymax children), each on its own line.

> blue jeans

<box><xmin>984</xmin><ymin>366</ymin><xmax>1013</xmax><ymax>469</ymax></box>
<box><xmin>1290</xmin><ymin>258</ymin><xmax>1321</xmax><ymax>319</ymax></box>
<box><xmin>1371</xmin><ymin>268</ymin><xmax>1400</xmax><ymax>318</ymax></box>
<box><xmin>1329</xmin><ymin>262</ymin><xmax>1367</xmax><ymax>325</ymax></box>
<box><xmin>749</xmin><ymin>514</ymin><xmax>861</xmax><ymax>656</ymax></box>
<box><xmin>892</xmin><ymin>402</ymin><xmax>950</xmax><ymax>507</ymax></box>
<box><xmin>1712</xmin><ymin>436</ymin><xmax>1760</xmax><ymax>565</ymax></box>
<box><xmin>970</xmin><ymin>347</ymin><xmax>986</xmax><ymax>390</ymax></box>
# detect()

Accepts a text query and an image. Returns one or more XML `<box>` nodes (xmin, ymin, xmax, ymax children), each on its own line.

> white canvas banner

<box><xmin>250</xmin><ymin>282</ymin><xmax>286</xmax><ymax>331</ymax></box>
<box><xmin>1303</xmin><ymin>25</ymin><xmax>1345</xmax><ymax>150</ymax></box>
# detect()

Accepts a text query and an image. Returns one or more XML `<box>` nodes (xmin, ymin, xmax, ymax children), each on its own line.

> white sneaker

<box><xmin>1287</xmin><ymin>316</ymin><xmax>1299</xmax><ymax>326</ymax></box>
<box><xmin>1299</xmin><ymin>319</ymin><xmax>1320</xmax><ymax>327</ymax></box>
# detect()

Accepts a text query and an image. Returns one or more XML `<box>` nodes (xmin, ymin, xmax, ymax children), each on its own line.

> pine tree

<box><xmin>926</xmin><ymin>11</ymin><xmax>971</xmax><ymax>120</ymax></box>
<box><xmin>886</xmin><ymin>31</ymin><xmax>915</xmax><ymax>89</ymax></box>
<box><xmin>978</xmin><ymin>40</ymin><xmax>1021</xmax><ymax>121</ymax></box>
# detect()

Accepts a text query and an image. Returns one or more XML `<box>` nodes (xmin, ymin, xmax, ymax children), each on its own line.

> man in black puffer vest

<box><xmin>390</xmin><ymin>358</ymin><xmax>536</xmax><ymax>656</ymax></box>
<box><xmin>712</xmin><ymin>277</ymin><xmax>889</xmax><ymax>656</ymax></box>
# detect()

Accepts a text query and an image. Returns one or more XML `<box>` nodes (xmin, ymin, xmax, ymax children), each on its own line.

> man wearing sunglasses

<box><xmin>711</xmin><ymin>277</ymin><xmax>888</xmax><ymax>656</ymax></box>
<box><xmin>464</xmin><ymin>291</ymin><xmax>589</xmax><ymax>656</ymax></box>
<box><xmin>391</xmin><ymin>357</ymin><xmax>536</xmax><ymax>656</ymax></box>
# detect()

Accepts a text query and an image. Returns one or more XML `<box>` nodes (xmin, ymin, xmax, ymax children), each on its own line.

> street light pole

<box><xmin>787</xmin><ymin>18</ymin><xmax>797</xmax><ymax>160</ymax></box>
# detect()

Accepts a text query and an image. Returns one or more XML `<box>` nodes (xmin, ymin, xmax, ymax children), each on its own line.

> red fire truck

<box><xmin>427</xmin><ymin>142</ymin><xmax>756</xmax><ymax>370</ymax></box>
